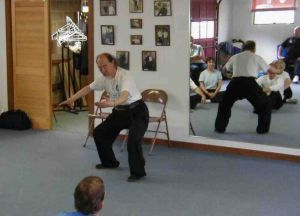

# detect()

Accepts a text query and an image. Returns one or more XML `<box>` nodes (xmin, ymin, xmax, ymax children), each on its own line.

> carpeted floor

<box><xmin>190</xmin><ymin>82</ymin><xmax>300</xmax><ymax>149</ymax></box>
<box><xmin>0</xmin><ymin>129</ymin><xmax>299</xmax><ymax>216</ymax></box>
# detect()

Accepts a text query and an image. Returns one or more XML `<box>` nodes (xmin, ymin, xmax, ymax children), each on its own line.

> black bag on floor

<box><xmin>0</xmin><ymin>109</ymin><xmax>32</xmax><ymax>130</ymax></box>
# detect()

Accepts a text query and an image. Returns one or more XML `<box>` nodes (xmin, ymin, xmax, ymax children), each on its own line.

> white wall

<box><xmin>230</xmin><ymin>0</ymin><xmax>300</xmax><ymax>63</ymax></box>
<box><xmin>0</xmin><ymin>0</ymin><xmax>8</xmax><ymax>112</ymax></box>
<box><xmin>218</xmin><ymin>0</ymin><xmax>232</xmax><ymax>42</ymax></box>
<box><xmin>93</xmin><ymin>0</ymin><xmax>300</xmax><ymax>156</ymax></box>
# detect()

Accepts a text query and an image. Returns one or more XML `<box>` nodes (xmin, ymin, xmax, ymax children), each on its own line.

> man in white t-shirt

<box><xmin>215</xmin><ymin>40</ymin><xmax>277</xmax><ymax>134</ymax></box>
<box><xmin>60</xmin><ymin>53</ymin><xmax>149</xmax><ymax>182</ymax></box>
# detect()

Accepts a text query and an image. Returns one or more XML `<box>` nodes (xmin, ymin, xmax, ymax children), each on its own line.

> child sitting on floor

<box><xmin>273</xmin><ymin>59</ymin><xmax>297</xmax><ymax>104</ymax></box>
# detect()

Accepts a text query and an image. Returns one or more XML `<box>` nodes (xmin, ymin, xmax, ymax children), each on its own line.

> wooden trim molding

<box><xmin>118</xmin><ymin>135</ymin><xmax>300</xmax><ymax>163</ymax></box>
<box><xmin>5</xmin><ymin>0</ymin><xmax>13</xmax><ymax>109</ymax></box>
<box><xmin>88</xmin><ymin>0</ymin><xmax>94</xmax><ymax>125</ymax></box>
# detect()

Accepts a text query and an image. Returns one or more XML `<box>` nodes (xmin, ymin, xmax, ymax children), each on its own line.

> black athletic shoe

<box><xmin>127</xmin><ymin>174</ymin><xmax>146</xmax><ymax>182</ymax></box>
<box><xmin>95</xmin><ymin>164</ymin><xmax>119</xmax><ymax>169</ymax></box>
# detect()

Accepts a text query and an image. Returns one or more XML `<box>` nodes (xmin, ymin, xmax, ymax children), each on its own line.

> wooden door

<box><xmin>11</xmin><ymin>0</ymin><xmax>51</xmax><ymax>129</ymax></box>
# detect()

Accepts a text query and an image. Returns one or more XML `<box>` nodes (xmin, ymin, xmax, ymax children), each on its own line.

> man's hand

<box><xmin>208</xmin><ymin>92</ymin><xmax>215</xmax><ymax>98</ymax></box>
<box><xmin>263</xmin><ymin>87</ymin><xmax>271</xmax><ymax>95</ymax></box>
<box><xmin>59</xmin><ymin>99</ymin><xmax>74</xmax><ymax>109</ymax></box>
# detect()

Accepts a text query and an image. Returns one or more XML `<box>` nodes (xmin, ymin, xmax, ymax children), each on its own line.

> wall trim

<box><xmin>5</xmin><ymin>0</ymin><xmax>13</xmax><ymax>109</ymax></box>
<box><xmin>118</xmin><ymin>135</ymin><xmax>300</xmax><ymax>163</ymax></box>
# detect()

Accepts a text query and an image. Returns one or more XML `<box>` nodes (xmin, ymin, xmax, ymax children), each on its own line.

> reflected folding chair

<box><xmin>141</xmin><ymin>89</ymin><xmax>170</xmax><ymax>154</ymax></box>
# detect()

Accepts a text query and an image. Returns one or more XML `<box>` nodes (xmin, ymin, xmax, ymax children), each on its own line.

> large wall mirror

<box><xmin>189</xmin><ymin>0</ymin><xmax>300</xmax><ymax>151</ymax></box>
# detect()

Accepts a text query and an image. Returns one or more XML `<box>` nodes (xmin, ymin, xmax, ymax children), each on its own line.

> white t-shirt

<box><xmin>256</xmin><ymin>75</ymin><xmax>285</xmax><ymax>98</ymax></box>
<box><xmin>89</xmin><ymin>67</ymin><xmax>141</xmax><ymax>105</ymax></box>
<box><xmin>225</xmin><ymin>51</ymin><xmax>269</xmax><ymax>78</ymax></box>
<box><xmin>277</xmin><ymin>71</ymin><xmax>290</xmax><ymax>80</ymax></box>
<box><xmin>199</xmin><ymin>69</ymin><xmax>222</xmax><ymax>89</ymax></box>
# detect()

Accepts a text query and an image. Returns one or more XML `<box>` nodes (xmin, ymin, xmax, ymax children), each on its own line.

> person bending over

<box><xmin>60</xmin><ymin>53</ymin><xmax>149</xmax><ymax>182</ymax></box>
<box><xmin>256</xmin><ymin>63</ymin><xmax>285</xmax><ymax>110</ymax></box>
<box><xmin>56</xmin><ymin>176</ymin><xmax>105</xmax><ymax>216</ymax></box>
<box><xmin>215</xmin><ymin>40</ymin><xmax>277</xmax><ymax>134</ymax></box>
<box><xmin>199</xmin><ymin>57</ymin><xmax>224</xmax><ymax>103</ymax></box>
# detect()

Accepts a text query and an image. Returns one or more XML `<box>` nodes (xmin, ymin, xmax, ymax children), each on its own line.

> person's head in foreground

<box><xmin>74</xmin><ymin>176</ymin><xmax>105</xmax><ymax>216</ymax></box>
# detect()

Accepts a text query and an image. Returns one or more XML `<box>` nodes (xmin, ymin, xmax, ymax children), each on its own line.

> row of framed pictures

<box><xmin>100</xmin><ymin>0</ymin><xmax>172</xmax><ymax>16</ymax></box>
<box><xmin>116</xmin><ymin>50</ymin><xmax>157</xmax><ymax>71</ymax></box>
<box><xmin>101</xmin><ymin>25</ymin><xmax>170</xmax><ymax>46</ymax></box>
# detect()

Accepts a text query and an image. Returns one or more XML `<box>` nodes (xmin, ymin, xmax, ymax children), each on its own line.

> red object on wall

<box><xmin>191</xmin><ymin>0</ymin><xmax>217</xmax><ymax>58</ymax></box>
<box><xmin>252</xmin><ymin>0</ymin><xmax>296</xmax><ymax>11</ymax></box>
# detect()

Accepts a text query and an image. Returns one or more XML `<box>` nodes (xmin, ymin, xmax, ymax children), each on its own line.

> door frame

<box><xmin>5</xmin><ymin>0</ymin><xmax>94</xmax><ymax>127</ymax></box>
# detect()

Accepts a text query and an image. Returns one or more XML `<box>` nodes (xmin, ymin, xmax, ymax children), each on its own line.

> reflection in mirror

<box><xmin>189</xmin><ymin>0</ymin><xmax>300</xmax><ymax>150</ymax></box>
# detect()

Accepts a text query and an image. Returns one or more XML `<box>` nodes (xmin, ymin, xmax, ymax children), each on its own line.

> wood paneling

<box><xmin>11</xmin><ymin>0</ymin><xmax>51</xmax><ymax>129</ymax></box>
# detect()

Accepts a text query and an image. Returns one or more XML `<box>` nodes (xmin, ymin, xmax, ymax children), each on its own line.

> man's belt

<box><xmin>115</xmin><ymin>100</ymin><xmax>142</xmax><ymax>110</ymax></box>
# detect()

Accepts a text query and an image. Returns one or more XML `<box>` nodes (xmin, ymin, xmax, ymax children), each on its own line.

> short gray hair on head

<box><xmin>294</xmin><ymin>26</ymin><xmax>300</xmax><ymax>33</ymax></box>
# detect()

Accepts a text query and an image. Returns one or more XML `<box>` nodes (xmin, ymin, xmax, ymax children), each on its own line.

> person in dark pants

<box><xmin>190</xmin><ymin>78</ymin><xmax>206</xmax><ymax>110</ymax></box>
<box><xmin>215</xmin><ymin>41</ymin><xmax>277</xmax><ymax>134</ymax></box>
<box><xmin>60</xmin><ymin>53</ymin><xmax>149</xmax><ymax>182</ymax></box>
<box><xmin>278</xmin><ymin>26</ymin><xmax>300</xmax><ymax>83</ymax></box>
<box><xmin>190</xmin><ymin>36</ymin><xmax>207</xmax><ymax>86</ymax></box>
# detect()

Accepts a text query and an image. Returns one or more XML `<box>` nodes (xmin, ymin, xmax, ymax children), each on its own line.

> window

<box><xmin>252</xmin><ymin>0</ymin><xmax>296</xmax><ymax>25</ymax></box>
<box><xmin>254</xmin><ymin>10</ymin><xmax>294</xmax><ymax>24</ymax></box>
<box><xmin>191</xmin><ymin>21</ymin><xmax>214</xmax><ymax>39</ymax></box>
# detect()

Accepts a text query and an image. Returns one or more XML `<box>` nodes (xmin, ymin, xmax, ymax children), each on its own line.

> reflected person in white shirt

<box><xmin>215</xmin><ymin>40</ymin><xmax>278</xmax><ymax>134</ymax></box>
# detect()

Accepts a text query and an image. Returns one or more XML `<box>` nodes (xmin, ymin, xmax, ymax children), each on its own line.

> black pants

<box><xmin>284</xmin><ymin>58</ymin><xmax>300</xmax><ymax>79</ymax></box>
<box><xmin>283</xmin><ymin>87</ymin><xmax>293</xmax><ymax>102</ymax></box>
<box><xmin>268</xmin><ymin>91</ymin><xmax>283</xmax><ymax>110</ymax></box>
<box><xmin>190</xmin><ymin>62</ymin><xmax>207</xmax><ymax>86</ymax></box>
<box><xmin>93</xmin><ymin>100</ymin><xmax>149</xmax><ymax>176</ymax></box>
<box><xmin>190</xmin><ymin>89</ymin><xmax>224</xmax><ymax>109</ymax></box>
<box><xmin>215</xmin><ymin>77</ymin><xmax>271</xmax><ymax>133</ymax></box>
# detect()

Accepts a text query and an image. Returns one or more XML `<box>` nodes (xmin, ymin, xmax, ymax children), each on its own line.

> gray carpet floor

<box><xmin>190</xmin><ymin>82</ymin><xmax>300</xmax><ymax>149</ymax></box>
<box><xmin>0</xmin><ymin>129</ymin><xmax>299</xmax><ymax>216</ymax></box>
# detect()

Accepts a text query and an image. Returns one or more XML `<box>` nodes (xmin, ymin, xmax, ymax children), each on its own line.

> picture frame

<box><xmin>129</xmin><ymin>0</ymin><xmax>143</xmax><ymax>13</ymax></box>
<box><xmin>130</xmin><ymin>35</ymin><xmax>143</xmax><ymax>45</ymax></box>
<box><xmin>130</xmin><ymin>18</ymin><xmax>143</xmax><ymax>29</ymax></box>
<box><xmin>100</xmin><ymin>0</ymin><xmax>117</xmax><ymax>16</ymax></box>
<box><xmin>142</xmin><ymin>51</ymin><xmax>157</xmax><ymax>71</ymax></box>
<box><xmin>116</xmin><ymin>51</ymin><xmax>130</xmax><ymax>70</ymax></box>
<box><xmin>155</xmin><ymin>25</ymin><xmax>170</xmax><ymax>46</ymax></box>
<box><xmin>154</xmin><ymin>0</ymin><xmax>172</xmax><ymax>16</ymax></box>
<box><xmin>101</xmin><ymin>25</ymin><xmax>114</xmax><ymax>45</ymax></box>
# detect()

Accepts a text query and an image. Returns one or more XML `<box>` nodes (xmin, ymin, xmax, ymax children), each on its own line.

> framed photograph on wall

<box><xmin>130</xmin><ymin>18</ymin><xmax>142</xmax><ymax>29</ymax></box>
<box><xmin>130</xmin><ymin>35</ymin><xmax>143</xmax><ymax>45</ymax></box>
<box><xmin>142</xmin><ymin>51</ymin><xmax>156</xmax><ymax>71</ymax></box>
<box><xmin>154</xmin><ymin>0</ymin><xmax>172</xmax><ymax>16</ymax></box>
<box><xmin>155</xmin><ymin>25</ymin><xmax>170</xmax><ymax>46</ymax></box>
<box><xmin>101</xmin><ymin>25</ymin><xmax>114</xmax><ymax>45</ymax></box>
<box><xmin>116</xmin><ymin>51</ymin><xmax>130</xmax><ymax>70</ymax></box>
<box><xmin>129</xmin><ymin>0</ymin><xmax>143</xmax><ymax>13</ymax></box>
<box><xmin>100</xmin><ymin>0</ymin><xmax>116</xmax><ymax>16</ymax></box>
